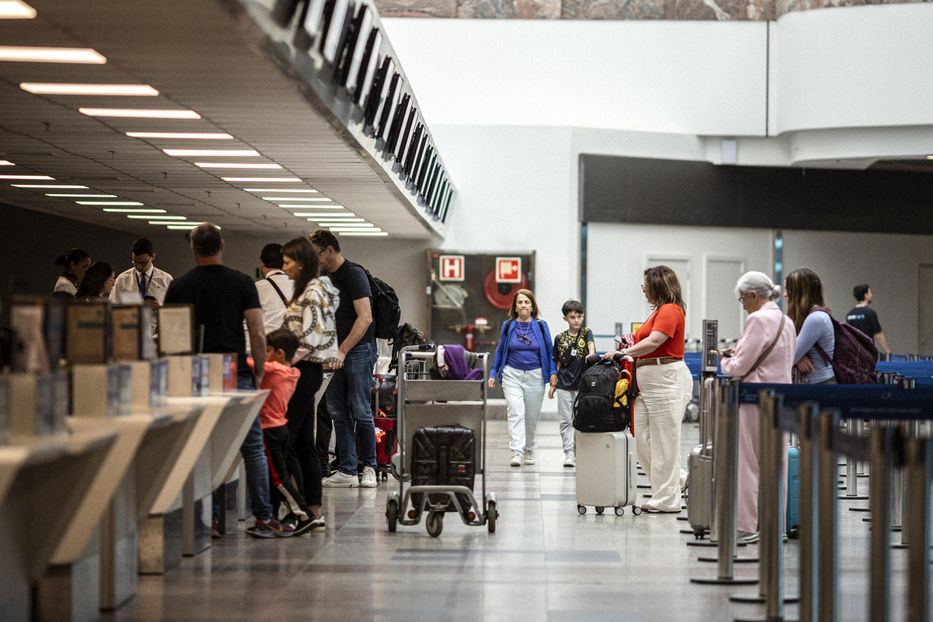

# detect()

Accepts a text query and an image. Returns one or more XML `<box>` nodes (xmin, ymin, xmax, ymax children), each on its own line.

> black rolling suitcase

<box><xmin>411</xmin><ymin>425</ymin><xmax>475</xmax><ymax>512</ymax></box>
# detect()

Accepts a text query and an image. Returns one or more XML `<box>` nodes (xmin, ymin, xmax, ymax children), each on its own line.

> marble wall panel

<box><xmin>377</xmin><ymin>0</ymin><xmax>458</xmax><ymax>17</ymax></box>
<box><xmin>458</xmin><ymin>0</ymin><xmax>516</xmax><ymax>18</ymax></box>
<box><xmin>561</xmin><ymin>0</ymin><xmax>664</xmax><ymax>19</ymax></box>
<box><xmin>516</xmin><ymin>0</ymin><xmax>563</xmax><ymax>18</ymax></box>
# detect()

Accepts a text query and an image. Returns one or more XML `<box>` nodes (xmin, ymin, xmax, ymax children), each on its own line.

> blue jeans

<box><xmin>326</xmin><ymin>341</ymin><xmax>377</xmax><ymax>475</ymax></box>
<box><xmin>238</xmin><ymin>375</ymin><xmax>273</xmax><ymax>521</ymax></box>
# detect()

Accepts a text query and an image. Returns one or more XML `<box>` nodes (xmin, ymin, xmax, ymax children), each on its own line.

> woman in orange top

<box><xmin>604</xmin><ymin>265</ymin><xmax>693</xmax><ymax>512</ymax></box>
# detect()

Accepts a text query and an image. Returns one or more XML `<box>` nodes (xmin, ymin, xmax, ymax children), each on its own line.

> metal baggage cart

<box><xmin>385</xmin><ymin>345</ymin><xmax>498</xmax><ymax>537</ymax></box>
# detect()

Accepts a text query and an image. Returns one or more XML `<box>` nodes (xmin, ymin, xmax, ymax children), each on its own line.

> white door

<box><xmin>705</xmin><ymin>257</ymin><xmax>745</xmax><ymax>343</ymax></box>
<box><xmin>919</xmin><ymin>265</ymin><xmax>933</xmax><ymax>356</ymax></box>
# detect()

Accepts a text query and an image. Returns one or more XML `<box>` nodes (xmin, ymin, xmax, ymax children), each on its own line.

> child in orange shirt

<box><xmin>251</xmin><ymin>328</ymin><xmax>323</xmax><ymax>535</ymax></box>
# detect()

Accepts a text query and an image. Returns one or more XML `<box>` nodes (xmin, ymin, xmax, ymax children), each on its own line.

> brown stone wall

<box><xmin>374</xmin><ymin>0</ymin><xmax>917</xmax><ymax>20</ymax></box>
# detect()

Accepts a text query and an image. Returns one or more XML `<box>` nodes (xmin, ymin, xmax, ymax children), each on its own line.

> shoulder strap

<box><xmin>737</xmin><ymin>313</ymin><xmax>786</xmax><ymax>381</ymax></box>
<box><xmin>266</xmin><ymin>276</ymin><xmax>288</xmax><ymax>305</ymax></box>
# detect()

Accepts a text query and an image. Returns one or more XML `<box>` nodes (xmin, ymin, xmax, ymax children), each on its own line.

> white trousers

<box><xmin>556</xmin><ymin>389</ymin><xmax>576</xmax><ymax>453</ymax></box>
<box><xmin>632</xmin><ymin>361</ymin><xmax>693</xmax><ymax>511</ymax></box>
<box><xmin>502</xmin><ymin>366</ymin><xmax>544</xmax><ymax>454</ymax></box>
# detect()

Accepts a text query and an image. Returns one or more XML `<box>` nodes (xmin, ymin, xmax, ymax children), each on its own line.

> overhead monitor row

<box><xmin>271</xmin><ymin>0</ymin><xmax>454</xmax><ymax>223</ymax></box>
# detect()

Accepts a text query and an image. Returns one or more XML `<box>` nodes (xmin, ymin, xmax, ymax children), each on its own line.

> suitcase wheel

<box><xmin>632</xmin><ymin>506</ymin><xmax>642</xmax><ymax>516</ymax></box>
<box><xmin>614</xmin><ymin>507</ymin><xmax>624</xmax><ymax>517</ymax></box>
<box><xmin>595</xmin><ymin>506</ymin><xmax>605</xmax><ymax>515</ymax></box>
<box><xmin>426</xmin><ymin>511</ymin><xmax>443</xmax><ymax>538</ymax></box>
<box><xmin>577</xmin><ymin>505</ymin><xmax>586</xmax><ymax>515</ymax></box>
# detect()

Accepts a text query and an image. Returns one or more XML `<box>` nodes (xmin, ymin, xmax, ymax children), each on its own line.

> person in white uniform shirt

<box><xmin>255</xmin><ymin>243</ymin><xmax>295</xmax><ymax>334</ymax></box>
<box><xmin>110</xmin><ymin>238</ymin><xmax>172</xmax><ymax>309</ymax></box>
<box><xmin>53</xmin><ymin>248</ymin><xmax>91</xmax><ymax>296</ymax></box>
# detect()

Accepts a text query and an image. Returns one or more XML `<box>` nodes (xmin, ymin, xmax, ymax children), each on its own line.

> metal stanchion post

<box><xmin>817</xmin><ymin>410</ymin><xmax>840</xmax><ymax>622</ymax></box>
<box><xmin>691</xmin><ymin>380</ymin><xmax>757</xmax><ymax>586</ymax></box>
<box><xmin>904</xmin><ymin>437</ymin><xmax>931</xmax><ymax>622</ymax></box>
<box><xmin>840</xmin><ymin>418</ymin><xmax>868</xmax><ymax>501</ymax></box>
<box><xmin>798</xmin><ymin>403</ymin><xmax>819</xmax><ymax>622</ymax></box>
<box><xmin>869</xmin><ymin>425</ymin><xmax>896</xmax><ymax>622</ymax></box>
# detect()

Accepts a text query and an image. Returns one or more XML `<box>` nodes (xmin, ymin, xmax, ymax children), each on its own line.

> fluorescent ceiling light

<box><xmin>127</xmin><ymin>132</ymin><xmax>233</xmax><ymax>140</ymax></box>
<box><xmin>297</xmin><ymin>213</ymin><xmax>356</xmax><ymax>218</ymax></box>
<box><xmin>244</xmin><ymin>188</ymin><xmax>317</xmax><ymax>193</ymax></box>
<box><xmin>11</xmin><ymin>184</ymin><xmax>87</xmax><ymax>188</ymax></box>
<box><xmin>149</xmin><ymin>220</ymin><xmax>197</xmax><ymax>225</ymax></box>
<box><xmin>313</xmin><ymin>218</ymin><xmax>365</xmax><ymax>223</ymax></box>
<box><xmin>263</xmin><ymin>197</ymin><xmax>331</xmax><ymax>202</ymax></box>
<box><xmin>222</xmin><ymin>177</ymin><xmax>300</xmax><ymax>183</ymax></box>
<box><xmin>164</xmin><ymin>149</ymin><xmax>259</xmax><ymax>157</ymax></box>
<box><xmin>127</xmin><ymin>214</ymin><xmax>185</xmax><ymax>220</ymax></box>
<box><xmin>0</xmin><ymin>174</ymin><xmax>53</xmax><ymax>180</ymax></box>
<box><xmin>0</xmin><ymin>160</ymin><xmax>13</xmax><ymax>166</ymax></box>
<box><xmin>20</xmin><ymin>83</ymin><xmax>158</xmax><ymax>96</ymax></box>
<box><xmin>77</xmin><ymin>200</ymin><xmax>143</xmax><ymax>206</ymax></box>
<box><xmin>281</xmin><ymin>204</ymin><xmax>344</xmax><ymax>209</ymax></box>
<box><xmin>46</xmin><ymin>193</ymin><xmax>116</xmax><ymax>197</ymax></box>
<box><xmin>195</xmin><ymin>162</ymin><xmax>280</xmax><ymax>169</ymax></box>
<box><xmin>339</xmin><ymin>231</ymin><xmax>389</xmax><ymax>237</ymax></box>
<box><xmin>328</xmin><ymin>226</ymin><xmax>381</xmax><ymax>231</ymax></box>
<box><xmin>103</xmin><ymin>208</ymin><xmax>165</xmax><ymax>213</ymax></box>
<box><xmin>79</xmin><ymin>108</ymin><xmax>200</xmax><ymax>119</ymax></box>
<box><xmin>0</xmin><ymin>46</ymin><xmax>105</xmax><ymax>63</ymax></box>
<box><xmin>0</xmin><ymin>2</ymin><xmax>37</xmax><ymax>19</ymax></box>
<box><xmin>166</xmin><ymin>224</ymin><xmax>214</xmax><ymax>230</ymax></box>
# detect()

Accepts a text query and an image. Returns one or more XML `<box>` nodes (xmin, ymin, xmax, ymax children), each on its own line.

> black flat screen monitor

<box><xmin>316</xmin><ymin>0</ymin><xmax>338</xmax><ymax>55</ymax></box>
<box><xmin>386</xmin><ymin>94</ymin><xmax>409</xmax><ymax>155</ymax></box>
<box><xmin>294</xmin><ymin>0</ymin><xmax>325</xmax><ymax>50</ymax></box>
<box><xmin>272</xmin><ymin>0</ymin><xmax>303</xmax><ymax>27</ymax></box>
<box><xmin>441</xmin><ymin>186</ymin><xmax>453</xmax><ymax>222</ymax></box>
<box><xmin>404</xmin><ymin>123</ymin><xmax>424</xmax><ymax>176</ymax></box>
<box><xmin>377</xmin><ymin>72</ymin><xmax>402</xmax><ymax>140</ymax></box>
<box><xmin>323</xmin><ymin>0</ymin><xmax>353</xmax><ymax>65</ymax></box>
<box><xmin>354</xmin><ymin>28</ymin><xmax>381</xmax><ymax>106</ymax></box>
<box><xmin>396</xmin><ymin>105</ymin><xmax>416</xmax><ymax>162</ymax></box>
<box><xmin>336</xmin><ymin>4</ymin><xmax>369</xmax><ymax>88</ymax></box>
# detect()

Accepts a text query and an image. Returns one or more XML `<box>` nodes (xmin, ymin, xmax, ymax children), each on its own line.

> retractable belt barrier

<box><xmin>746</xmin><ymin>384</ymin><xmax>933</xmax><ymax>622</ymax></box>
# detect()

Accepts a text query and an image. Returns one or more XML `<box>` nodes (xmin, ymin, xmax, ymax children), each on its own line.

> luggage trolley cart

<box><xmin>385</xmin><ymin>345</ymin><xmax>498</xmax><ymax>537</ymax></box>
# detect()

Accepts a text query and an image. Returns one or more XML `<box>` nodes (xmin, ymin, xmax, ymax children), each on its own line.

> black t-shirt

<box><xmin>164</xmin><ymin>264</ymin><xmax>261</xmax><ymax>377</ymax></box>
<box><xmin>326</xmin><ymin>259</ymin><xmax>374</xmax><ymax>346</ymax></box>
<box><xmin>845</xmin><ymin>305</ymin><xmax>882</xmax><ymax>338</ymax></box>
<box><xmin>552</xmin><ymin>328</ymin><xmax>595</xmax><ymax>390</ymax></box>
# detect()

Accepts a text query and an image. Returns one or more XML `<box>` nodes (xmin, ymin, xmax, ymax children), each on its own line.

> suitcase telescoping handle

<box><xmin>585</xmin><ymin>353</ymin><xmax>634</xmax><ymax>366</ymax></box>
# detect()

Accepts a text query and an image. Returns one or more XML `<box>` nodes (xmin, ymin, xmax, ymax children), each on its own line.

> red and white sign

<box><xmin>496</xmin><ymin>257</ymin><xmax>522</xmax><ymax>283</ymax></box>
<box><xmin>439</xmin><ymin>255</ymin><xmax>464</xmax><ymax>281</ymax></box>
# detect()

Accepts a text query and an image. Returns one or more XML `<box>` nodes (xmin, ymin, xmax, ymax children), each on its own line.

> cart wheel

<box><xmin>426</xmin><ymin>511</ymin><xmax>443</xmax><ymax>537</ymax></box>
<box><xmin>487</xmin><ymin>500</ymin><xmax>497</xmax><ymax>534</ymax></box>
<box><xmin>614</xmin><ymin>507</ymin><xmax>624</xmax><ymax>517</ymax></box>
<box><xmin>595</xmin><ymin>506</ymin><xmax>605</xmax><ymax>515</ymax></box>
<box><xmin>386</xmin><ymin>499</ymin><xmax>398</xmax><ymax>533</ymax></box>
<box><xmin>633</xmin><ymin>506</ymin><xmax>643</xmax><ymax>516</ymax></box>
<box><xmin>577</xmin><ymin>505</ymin><xmax>586</xmax><ymax>515</ymax></box>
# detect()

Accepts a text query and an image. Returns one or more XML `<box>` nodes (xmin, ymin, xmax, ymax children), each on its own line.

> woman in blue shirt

<box><xmin>489</xmin><ymin>289</ymin><xmax>558</xmax><ymax>467</ymax></box>
<box><xmin>785</xmin><ymin>268</ymin><xmax>836</xmax><ymax>384</ymax></box>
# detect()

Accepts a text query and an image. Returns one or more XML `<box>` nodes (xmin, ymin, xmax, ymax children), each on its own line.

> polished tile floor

<box><xmin>109</xmin><ymin>420</ymin><xmax>907</xmax><ymax>622</ymax></box>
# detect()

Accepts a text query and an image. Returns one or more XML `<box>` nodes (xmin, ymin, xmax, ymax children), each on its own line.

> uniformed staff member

<box><xmin>53</xmin><ymin>248</ymin><xmax>91</xmax><ymax>296</ymax></box>
<box><xmin>110</xmin><ymin>238</ymin><xmax>173</xmax><ymax>310</ymax></box>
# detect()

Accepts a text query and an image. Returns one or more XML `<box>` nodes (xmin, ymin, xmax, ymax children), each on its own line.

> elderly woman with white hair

<box><xmin>719</xmin><ymin>271</ymin><xmax>796</xmax><ymax>543</ymax></box>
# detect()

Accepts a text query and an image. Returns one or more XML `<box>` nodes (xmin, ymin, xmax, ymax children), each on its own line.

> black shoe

<box><xmin>293</xmin><ymin>517</ymin><xmax>316</xmax><ymax>536</ymax></box>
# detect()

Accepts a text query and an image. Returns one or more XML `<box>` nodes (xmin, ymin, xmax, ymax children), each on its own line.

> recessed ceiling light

<box><xmin>103</xmin><ymin>208</ymin><xmax>165</xmax><ymax>213</ymax></box>
<box><xmin>166</xmin><ymin>224</ymin><xmax>213</xmax><ymax>230</ymax></box>
<box><xmin>0</xmin><ymin>160</ymin><xmax>13</xmax><ymax>166</ymax></box>
<box><xmin>222</xmin><ymin>177</ymin><xmax>301</xmax><ymax>183</ymax></box>
<box><xmin>330</xmin><ymin>227</ymin><xmax>383</xmax><ymax>233</ymax></box>
<box><xmin>339</xmin><ymin>231</ymin><xmax>389</xmax><ymax>237</ymax></box>
<box><xmin>164</xmin><ymin>149</ymin><xmax>260</xmax><ymax>157</ymax></box>
<box><xmin>11</xmin><ymin>183</ymin><xmax>88</xmax><ymax>188</ymax></box>
<box><xmin>314</xmin><ymin>218</ymin><xmax>366</xmax><ymax>223</ymax></box>
<box><xmin>77</xmin><ymin>201</ymin><xmax>144</xmax><ymax>206</ymax></box>
<box><xmin>243</xmin><ymin>188</ymin><xmax>318</xmax><ymax>193</ymax></box>
<box><xmin>281</xmin><ymin>204</ymin><xmax>344</xmax><ymax>209</ymax></box>
<box><xmin>263</xmin><ymin>197</ymin><xmax>331</xmax><ymax>202</ymax></box>
<box><xmin>127</xmin><ymin>214</ymin><xmax>185</xmax><ymax>220</ymax></box>
<box><xmin>20</xmin><ymin>83</ymin><xmax>158</xmax><ymax>96</ymax></box>
<box><xmin>0</xmin><ymin>2</ymin><xmax>36</xmax><ymax>19</ymax></box>
<box><xmin>46</xmin><ymin>193</ymin><xmax>117</xmax><ymax>197</ymax></box>
<box><xmin>327</xmin><ymin>225</ymin><xmax>380</xmax><ymax>230</ymax></box>
<box><xmin>195</xmin><ymin>162</ymin><xmax>281</xmax><ymax>169</ymax></box>
<box><xmin>0</xmin><ymin>46</ymin><xmax>105</xmax><ymax>63</ymax></box>
<box><xmin>148</xmin><ymin>220</ymin><xmax>196</xmax><ymax>225</ymax></box>
<box><xmin>300</xmin><ymin>213</ymin><xmax>358</xmax><ymax>219</ymax></box>
<box><xmin>127</xmin><ymin>132</ymin><xmax>233</xmax><ymax>140</ymax></box>
<box><xmin>0</xmin><ymin>174</ymin><xmax>53</xmax><ymax>180</ymax></box>
<box><xmin>79</xmin><ymin>108</ymin><xmax>200</xmax><ymax>119</ymax></box>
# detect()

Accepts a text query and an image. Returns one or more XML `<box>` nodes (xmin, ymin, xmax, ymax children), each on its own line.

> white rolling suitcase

<box><xmin>575</xmin><ymin>430</ymin><xmax>641</xmax><ymax>516</ymax></box>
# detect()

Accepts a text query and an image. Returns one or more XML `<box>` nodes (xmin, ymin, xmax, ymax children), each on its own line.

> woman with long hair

<box><xmin>489</xmin><ymin>289</ymin><xmax>557</xmax><ymax>467</ymax></box>
<box><xmin>75</xmin><ymin>262</ymin><xmax>115</xmax><ymax>298</ymax></box>
<box><xmin>280</xmin><ymin>237</ymin><xmax>340</xmax><ymax>531</ymax></box>
<box><xmin>720</xmin><ymin>271</ymin><xmax>796</xmax><ymax>542</ymax></box>
<box><xmin>53</xmin><ymin>248</ymin><xmax>91</xmax><ymax>296</ymax></box>
<box><xmin>603</xmin><ymin>265</ymin><xmax>693</xmax><ymax>512</ymax></box>
<box><xmin>785</xmin><ymin>267</ymin><xmax>835</xmax><ymax>384</ymax></box>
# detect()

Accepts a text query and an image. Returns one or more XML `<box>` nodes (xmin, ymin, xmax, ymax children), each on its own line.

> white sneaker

<box><xmin>523</xmin><ymin>450</ymin><xmax>536</xmax><ymax>465</ymax></box>
<box><xmin>563</xmin><ymin>451</ymin><xmax>575</xmax><ymax>468</ymax></box>
<box><xmin>322</xmin><ymin>471</ymin><xmax>359</xmax><ymax>487</ymax></box>
<box><xmin>359</xmin><ymin>466</ymin><xmax>377</xmax><ymax>488</ymax></box>
<box><xmin>510</xmin><ymin>452</ymin><xmax>523</xmax><ymax>467</ymax></box>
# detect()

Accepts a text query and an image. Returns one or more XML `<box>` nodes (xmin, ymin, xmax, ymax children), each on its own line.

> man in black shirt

<box><xmin>310</xmin><ymin>229</ymin><xmax>378</xmax><ymax>488</ymax></box>
<box><xmin>845</xmin><ymin>283</ymin><xmax>891</xmax><ymax>355</ymax></box>
<box><xmin>164</xmin><ymin>223</ymin><xmax>289</xmax><ymax>537</ymax></box>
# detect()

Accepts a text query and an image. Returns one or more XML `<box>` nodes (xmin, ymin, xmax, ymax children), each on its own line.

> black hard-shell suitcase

<box><xmin>411</xmin><ymin>425</ymin><xmax>475</xmax><ymax>512</ymax></box>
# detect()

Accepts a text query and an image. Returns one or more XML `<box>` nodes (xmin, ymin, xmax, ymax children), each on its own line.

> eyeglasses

<box><xmin>131</xmin><ymin>259</ymin><xmax>150</xmax><ymax>266</ymax></box>
<box><xmin>517</xmin><ymin>334</ymin><xmax>532</xmax><ymax>345</ymax></box>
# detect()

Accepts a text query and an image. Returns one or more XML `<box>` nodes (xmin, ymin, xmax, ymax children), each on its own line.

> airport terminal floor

<box><xmin>108</xmin><ymin>420</ymin><xmax>902</xmax><ymax>622</ymax></box>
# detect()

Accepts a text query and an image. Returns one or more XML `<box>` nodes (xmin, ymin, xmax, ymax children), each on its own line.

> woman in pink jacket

<box><xmin>719</xmin><ymin>271</ymin><xmax>796</xmax><ymax>544</ymax></box>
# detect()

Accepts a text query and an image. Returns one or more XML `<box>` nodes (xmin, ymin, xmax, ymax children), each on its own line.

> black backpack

<box><xmin>364</xmin><ymin>269</ymin><xmax>401</xmax><ymax>340</ymax></box>
<box><xmin>572</xmin><ymin>360</ymin><xmax>632</xmax><ymax>433</ymax></box>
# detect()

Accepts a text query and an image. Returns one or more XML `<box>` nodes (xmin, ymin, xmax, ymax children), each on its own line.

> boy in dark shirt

<box><xmin>548</xmin><ymin>300</ymin><xmax>595</xmax><ymax>467</ymax></box>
